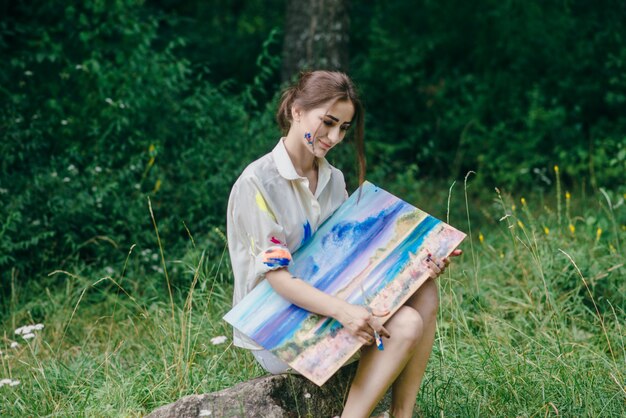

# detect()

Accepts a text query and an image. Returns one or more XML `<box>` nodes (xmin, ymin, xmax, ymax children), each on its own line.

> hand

<box><xmin>334</xmin><ymin>301</ymin><xmax>390</xmax><ymax>345</ymax></box>
<box><xmin>424</xmin><ymin>248</ymin><xmax>462</xmax><ymax>278</ymax></box>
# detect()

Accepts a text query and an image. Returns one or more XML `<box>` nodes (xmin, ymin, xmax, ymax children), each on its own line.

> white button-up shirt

<box><xmin>227</xmin><ymin>138</ymin><xmax>348</xmax><ymax>349</ymax></box>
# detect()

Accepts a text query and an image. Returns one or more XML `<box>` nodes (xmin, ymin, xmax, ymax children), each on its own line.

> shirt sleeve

<box><xmin>230</xmin><ymin>175</ymin><xmax>292</xmax><ymax>292</ymax></box>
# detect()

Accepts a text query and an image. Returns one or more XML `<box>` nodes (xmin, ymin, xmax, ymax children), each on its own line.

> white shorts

<box><xmin>252</xmin><ymin>349</ymin><xmax>298</xmax><ymax>374</ymax></box>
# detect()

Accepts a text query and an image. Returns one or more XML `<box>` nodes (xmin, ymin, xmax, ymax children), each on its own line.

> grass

<box><xmin>1</xmin><ymin>174</ymin><xmax>625</xmax><ymax>417</ymax></box>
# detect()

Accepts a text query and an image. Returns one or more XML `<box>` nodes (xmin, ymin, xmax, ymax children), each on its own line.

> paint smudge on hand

<box><xmin>262</xmin><ymin>247</ymin><xmax>292</xmax><ymax>268</ymax></box>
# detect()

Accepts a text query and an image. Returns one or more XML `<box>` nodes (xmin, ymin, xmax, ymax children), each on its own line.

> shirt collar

<box><xmin>272</xmin><ymin>138</ymin><xmax>332</xmax><ymax>197</ymax></box>
<box><xmin>272</xmin><ymin>138</ymin><xmax>301</xmax><ymax>180</ymax></box>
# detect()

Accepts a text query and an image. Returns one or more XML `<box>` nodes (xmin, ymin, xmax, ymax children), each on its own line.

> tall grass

<box><xmin>1</xmin><ymin>178</ymin><xmax>624</xmax><ymax>417</ymax></box>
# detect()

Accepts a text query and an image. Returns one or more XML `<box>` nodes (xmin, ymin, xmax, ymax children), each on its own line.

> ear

<box><xmin>291</xmin><ymin>103</ymin><xmax>302</xmax><ymax>122</ymax></box>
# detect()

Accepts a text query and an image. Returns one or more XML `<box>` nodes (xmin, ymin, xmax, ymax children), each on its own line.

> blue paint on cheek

<box><xmin>301</xmin><ymin>220</ymin><xmax>312</xmax><ymax>245</ymax></box>
<box><xmin>263</xmin><ymin>257</ymin><xmax>290</xmax><ymax>268</ymax></box>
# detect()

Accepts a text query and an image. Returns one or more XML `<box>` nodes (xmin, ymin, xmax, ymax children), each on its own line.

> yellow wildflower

<box><xmin>596</xmin><ymin>228</ymin><xmax>602</xmax><ymax>242</ymax></box>
<box><xmin>512</xmin><ymin>204</ymin><xmax>516</xmax><ymax>211</ymax></box>
<box><xmin>153</xmin><ymin>179</ymin><xmax>162</xmax><ymax>193</ymax></box>
<box><xmin>622</xmin><ymin>225</ymin><xmax>626</xmax><ymax>232</ymax></box>
<box><xmin>149</xmin><ymin>144</ymin><xmax>155</xmax><ymax>153</ymax></box>
<box><xmin>609</xmin><ymin>244</ymin><xmax>616</xmax><ymax>253</ymax></box>
<box><xmin>554</xmin><ymin>165</ymin><xmax>559</xmax><ymax>174</ymax></box>
<box><xmin>569</xmin><ymin>223</ymin><xmax>575</xmax><ymax>235</ymax></box>
<box><xmin>543</xmin><ymin>226</ymin><xmax>550</xmax><ymax>235</ymax></box>
<box><xmin>500</xmin><ymin>252</ymin><xmax>505</xmax><ymax>259</ymax></box>
<box><xmin>565</xmin><ymin>191</ymin><xmax>571</xmax><ymax>200</ymax></box>
<box><xmin>479</xmin><ymin>233</ymin><xmax>484</xmax><ymax>244</ymax></box>
<box><xmin>517</xmin><ymin>220</ymin><xmax>525</xmax><ymax>229</ymax></box>
<box><xmin>520</xmin><ymin>197</ymin><xmax>527</xmax><ymax>206</ymax></box>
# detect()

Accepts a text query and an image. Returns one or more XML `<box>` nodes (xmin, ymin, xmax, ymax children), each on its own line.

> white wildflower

<box><xmin>22</xmin><ymin>333</ymin><xmax>35</xmax><ymax>340</ymax></box>
<box><xmin>105</xmin><ymin>266</ymin><xmax>115</xmax><ymax>275</ymax></box>
<box><xmin>32</xmin><ymin>219</ymin><xmax>41</xmax><ymax>226</ymax></box>
<box><xmin>105</xmin><ymin>98</ymin><xmax>114</xmax><ymax>106</ymax></box>
<box><xmin>51</xmin><ymin>171</ymin><xmax>58</xmax><ymax>177</ymax></box>
<box><xmin>9</xmin><ymin>380</ymin><xmax>20</xmax><ymax>386</ymax></box>
<box><xmin>0</xmin><ymin>379</ymin><xmax>12</xmax><ymax>387</ymax></box>
<box><xmin>94</xmin><ymin>166</ymin><xmax>102</xmax><ymax>173</ymax></box>
<box><xmin>75</xmin><ymin>64</ymin><xmax>83</xmax><ymax>70</ymax></box>
<box><xmin>304</xmin><ymin>392</ymin><xmax>311</xmax><ymax>399</ymax></box>
<box><xmin>134</xmin><ymin>183</ymin><xmax>141</xmax><ymax>190</ymax></box>
<box><xmin>210</xmin><ymin>336</ymin><xmax>227</xmax><ymax>345</ymax></box>
<box><xmin>24</xmin><ymin>70</ymin><xmax>33</xmax><ymax>76</ymax></box>
<box><xmin>151</xmin><ymin>253</ymin><xmax>159</xmax><ymax>261</ymax></box>
<box><xmin>119</xmin><ymin>103</ymin><xmax>126</xmax><ymax>109</ymax></box>
<box><xmin>199</xmin><ymin>410</ymin><xmax>212</xmax><ymax>417</ymax></box>
<box><xmin>10</xmin><ymin>342</ymin><xmax>19</xmax><ymax>349</ymax></box>
<box><xmin>67</xmin><ymin>164</ymin><xmax>76</xmax><ymax>171</ymax></box>
<box><xmin>63</xmin><ymin>177</ymin><xmax>71</xmax><ymax>183</ymax></box>
<box><xmin>0</xmin><ymin>188</ymin><xmax>7</xmax><ymax>194</ymax></box>
<box><xmin>33</xmin><ymin>324</ymin><xmax>44</xmax><ymax>331</ymax></box>
<box><xmin>61</xmin><ymin>120</ymin><xmax>68</xmax><ymax>125</ymax></box>
<box><xmin>15</xmin><ymin>325</ymin><xmax>32</xmax><ymax>335</ymax></box>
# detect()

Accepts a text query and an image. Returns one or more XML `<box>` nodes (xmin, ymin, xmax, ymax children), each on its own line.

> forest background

<box><xmin>1</xmin><ymin>0</ymin><xmax>625</xmax><ymax>416</ymax></box>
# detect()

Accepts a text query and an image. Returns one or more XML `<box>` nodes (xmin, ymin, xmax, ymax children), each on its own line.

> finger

<box><xmin>377</xmin><ymin>325</ymin><xmax>390</xmax><ymax>339</ymax></box>
<box><xmin>358</xmin><ymin>332</ymin><xmax>372</xmax><ymax>344</ymax></box>
<box><xmin>371</xmin><ymin>308</ymin><xmax>390</xmax><ymax>317</ymax></box>
<box><xmin>443</xmin><ymin>257</ymin><xmax>450</xmax><ymax>266</ymax></box>
<box><xmin>426</xmin><ymin>258</ymin><xmax>441</xmax><ymax>274</ymax></box>
<box><xmin>450</xmin><ymin>249</ymin><xmax>463</xmax><ymax>257</ymax></box>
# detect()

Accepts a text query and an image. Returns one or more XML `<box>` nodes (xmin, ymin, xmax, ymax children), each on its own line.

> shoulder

<box><xmin>230</xmin><ymin>151</ymin><xmax>284</xmax><ymax>199</ymax></box>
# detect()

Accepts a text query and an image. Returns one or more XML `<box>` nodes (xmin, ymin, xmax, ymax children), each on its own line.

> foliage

<box><xmin>0</xmin><ymin>0</ymin><xmax>281</xmax><ymax>292</ymax></box>
<box><xmin>351</xmin><ymin>0</ymin><xmax>626</xmax><ymax>190</ymax></box>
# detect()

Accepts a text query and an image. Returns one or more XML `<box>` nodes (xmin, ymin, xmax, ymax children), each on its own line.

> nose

<box><xmin>326</xmin><ymin>126</ymin><xmax>343</xmax><ymax>144</ymax></box>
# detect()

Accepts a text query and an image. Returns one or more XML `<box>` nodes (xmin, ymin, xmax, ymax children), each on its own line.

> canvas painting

<box><xmin>224</xmin><ymin>181</ymin><xmax>466</xmax><ymax>386</ymax></box>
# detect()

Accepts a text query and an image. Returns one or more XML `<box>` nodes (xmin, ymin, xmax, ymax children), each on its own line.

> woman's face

<box><xmin>294</xmin><ymin>99</ymin><xmax>355</xmax><ymax>158</ymax></box>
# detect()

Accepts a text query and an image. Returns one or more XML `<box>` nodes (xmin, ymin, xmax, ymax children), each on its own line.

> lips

<box><xmin>318</xmin><ymin>140</ymin><xmax>331</xmax><ymax>149</ymax></box>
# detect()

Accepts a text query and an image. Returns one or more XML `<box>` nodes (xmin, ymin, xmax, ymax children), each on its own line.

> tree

<box><xmin>281</xmin><ymin>0</ymin><xmax>350</xmax><ymax>82</ymax></box>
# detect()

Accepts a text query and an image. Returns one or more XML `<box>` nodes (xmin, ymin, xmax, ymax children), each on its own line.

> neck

<box><xmin>283</xmin><ymin>131</ymin><xmax>317</xmax><ymax>176</ymax></box>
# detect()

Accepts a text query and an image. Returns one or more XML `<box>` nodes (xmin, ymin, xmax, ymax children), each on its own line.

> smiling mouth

<box><xmin>318</xmin><ymin>140</ymin><xmax>331</xmax><ymax>149</ymax></box>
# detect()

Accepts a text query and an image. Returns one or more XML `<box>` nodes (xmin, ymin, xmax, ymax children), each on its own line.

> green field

<box><xmin>2</xmin><ymin>178</ymin><xmax>624</xmax><ymax>417</ymax></box>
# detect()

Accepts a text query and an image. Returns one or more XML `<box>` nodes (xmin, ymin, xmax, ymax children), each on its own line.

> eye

<box><xmin>340</xmin><ymin>124</ymin><xmax>350</xmax><ymax>131</ymax></box>
<box><xmin>323</xmin><ymin>119</ymin><xmax>333</xmax><ymax>126</ymax></box>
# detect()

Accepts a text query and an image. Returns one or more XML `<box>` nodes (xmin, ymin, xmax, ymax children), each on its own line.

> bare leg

<box><xmin>390</xmin><ymin>279</ymin><xmax>439</xmax><ymax>417</ymax></box>
<box><xmin>341</xmin><ymin>306</ymin><xmax>424</xmax><ymax>418</ymax></box>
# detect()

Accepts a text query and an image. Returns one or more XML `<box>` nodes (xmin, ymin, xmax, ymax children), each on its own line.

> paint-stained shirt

<box><xmin>227</xmin><ymin>138</ymin><xmax>348</xmax><ymax>349</ymax></box>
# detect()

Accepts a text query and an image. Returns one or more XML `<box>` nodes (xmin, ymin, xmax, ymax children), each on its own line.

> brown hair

<box><xmin>276</xmin><ymin>70</ymin><xmax>366</xmax><ymax>187</ymax></box>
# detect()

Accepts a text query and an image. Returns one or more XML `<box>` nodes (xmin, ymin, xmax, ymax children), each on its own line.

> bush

<box><xmin>0</xmin><ymin>0</ymin><xmax>280</xmax><ymax>295</ymax></box>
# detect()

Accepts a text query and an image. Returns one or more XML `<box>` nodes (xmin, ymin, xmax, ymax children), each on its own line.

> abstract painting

<box><xmin>224</xmin><ymin>181</ymin><xmax>466</xmax><ymax>385</ymax></box>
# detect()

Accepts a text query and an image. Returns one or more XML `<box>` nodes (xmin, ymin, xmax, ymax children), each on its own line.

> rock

<box><xmin>147</xmin><ymin>363</ymin><xmax>379</xmax><ymax>418</ymax></box>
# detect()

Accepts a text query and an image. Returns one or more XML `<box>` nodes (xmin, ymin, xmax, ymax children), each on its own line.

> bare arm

<box><xmin>265</xmin><ymin>268</ymin><xmax>390</xmax><ymax>344</ymax></box>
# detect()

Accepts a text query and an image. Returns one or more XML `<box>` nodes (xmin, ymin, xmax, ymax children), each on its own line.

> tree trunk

<box><xmin>281</xmin><ymin>0</ymin><xmax>350</xmax><ymax>82</ymax></box>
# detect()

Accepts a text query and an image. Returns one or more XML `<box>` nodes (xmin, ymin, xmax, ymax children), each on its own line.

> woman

<box><xmin>227</xmin><ymin>70</ymin><xmax>461</xmax><ymax>418</ymax></box>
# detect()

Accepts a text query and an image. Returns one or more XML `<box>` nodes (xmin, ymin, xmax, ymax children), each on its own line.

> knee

<box><xmin>388</xmin><ymin>306</ymin><xmax>423</xmax><ymax>346</ymax></box>
<box><xmin>419</xmin><ymin>279</ymin><xmax>440</xmax><ymax>321</ymax></box>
